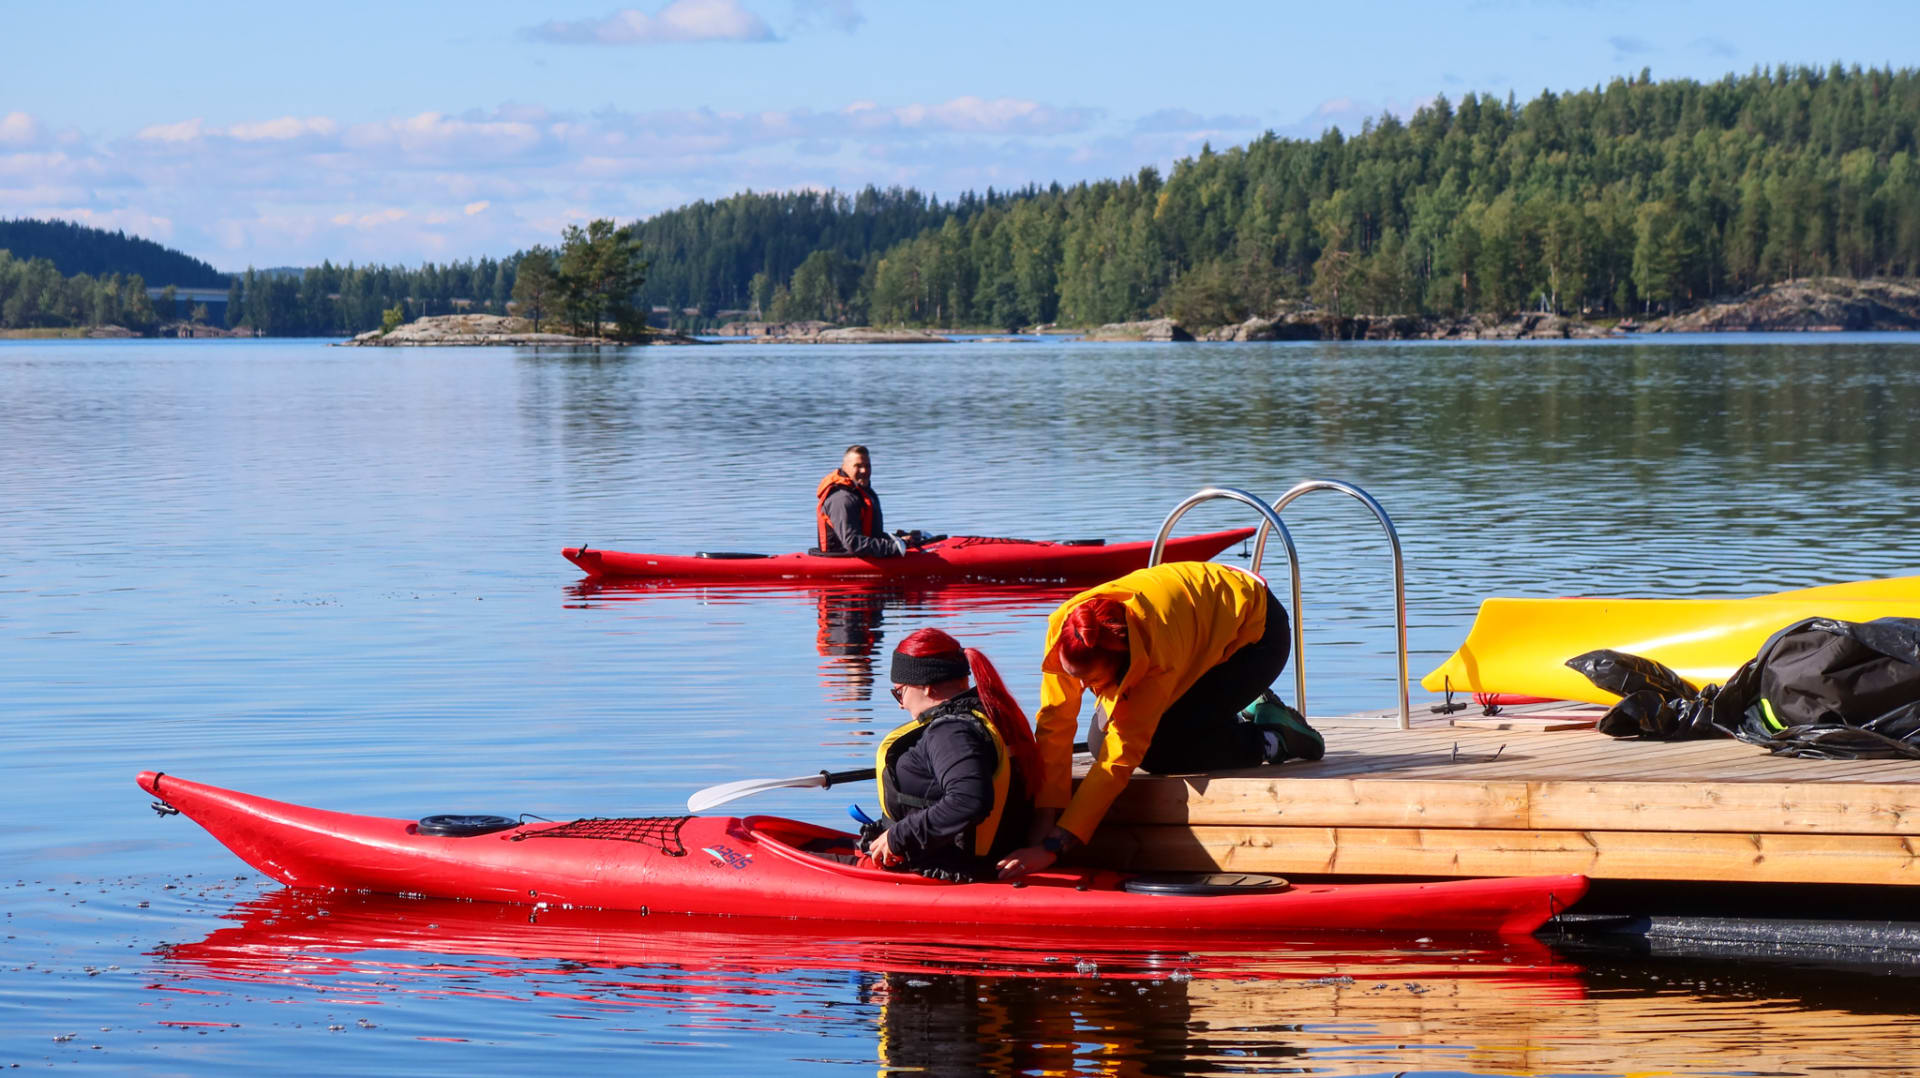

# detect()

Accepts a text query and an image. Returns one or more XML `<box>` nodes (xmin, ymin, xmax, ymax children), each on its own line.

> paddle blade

<box><xmin>686</xmin><ymin>773</ymin><xmax>828</xmax><ymax>813</ymax></box>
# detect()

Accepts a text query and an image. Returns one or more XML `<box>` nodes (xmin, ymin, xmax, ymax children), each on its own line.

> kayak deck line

<box><xmin>1090</xmin><ymin>703</ymin><xmax>1920</xmax><ymax>890</ymax></box>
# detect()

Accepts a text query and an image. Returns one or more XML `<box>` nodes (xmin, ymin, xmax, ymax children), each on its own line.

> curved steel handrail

<box><xmin>1254</xmin><ymin>480</ymin><xmax>1410</xmax><ymax>728</ymax></box>
<box><xmin>1148</xmin><ymin>487</ymin><xmax>1307</xmax><ymax>712</ymax></box>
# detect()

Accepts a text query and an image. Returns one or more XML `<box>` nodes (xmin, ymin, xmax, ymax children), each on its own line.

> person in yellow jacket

<box><xmin>996</xmin><ymin>559</ymin><xmax>1323</xmax><ymax>878</ymax></box>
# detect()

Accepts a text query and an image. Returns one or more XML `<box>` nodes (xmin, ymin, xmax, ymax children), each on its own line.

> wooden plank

<box><xmin>1087</xmin><ymin>825</ymin><xmax>1920</xmax><ymax>885</ymax></box>
<box><xmin>1525</xmin><ymin>780</ymin><xmax>1920</xmax><ymax>834</ymax></box>
<box><xmin>1106</xmin><ymin>776</ymin><xmax>1532</xmax><ymax>829</ymax></box>
<box><xmin>1105</xmin><ymin>772</ymin><xmax>1920</xmax><ymax>835</ymax></box>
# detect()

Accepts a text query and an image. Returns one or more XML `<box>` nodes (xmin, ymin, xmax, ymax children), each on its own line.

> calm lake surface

<box><xmin>4</xmin><ymin>335</ymin><xmax>1919</xmax><ymax>1073</ymax></box>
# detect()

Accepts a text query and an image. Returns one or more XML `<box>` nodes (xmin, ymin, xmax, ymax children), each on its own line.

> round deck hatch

<box><xmin>417</xmin><ymin>814</ymin><xmax>519</xmax><ymax>837</ymax></box>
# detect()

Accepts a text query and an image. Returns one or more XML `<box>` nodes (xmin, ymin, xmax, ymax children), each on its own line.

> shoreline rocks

<box><xmin>714</xmin><ymin>320</ymin><xmax>833</xmax><ymax>338</ymax></box>
<box><xmin>1642</xmin><ymin>277</ymin><xmax>1920</xmax><ymax>333</ymax></box>
<box><xmin>712</xmin><ymin>322</ymin><xmax>952</xmax><ymax>344</ymax></box>
<box><xmin>1080</xmin><ymin>317</ymin><xmax>1194</xmax><ymax>342</ymax></box>
<box><xmin>341</xmin><ymin>313</ymin><xmax>704</xmax><ymax>347</ymax></box>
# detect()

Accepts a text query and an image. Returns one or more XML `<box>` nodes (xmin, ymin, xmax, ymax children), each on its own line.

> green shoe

<box><xmin>1244</xmin><ymin>690</ymin><xmax>1324</xmax><ymax>763</ymax></box>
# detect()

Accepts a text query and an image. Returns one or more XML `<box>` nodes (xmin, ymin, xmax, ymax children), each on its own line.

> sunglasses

<box><xmin>889</xmin><ymin>685</ymin><xmax>906</xmax><ymax>704</ymax></box>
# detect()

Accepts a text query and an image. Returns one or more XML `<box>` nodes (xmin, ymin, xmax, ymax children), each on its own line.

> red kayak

<box><xmin>563</xmin><ymin>527</ymin><xmax>1257</xmax><ymax>582</ymax></box>
<box><xmin>139</xmin><ymin>771</ymin><xmax>1585</xmax><ymax>936</ymax></box>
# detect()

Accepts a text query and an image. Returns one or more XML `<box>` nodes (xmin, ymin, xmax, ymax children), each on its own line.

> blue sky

<box><xmin>3</xmin><ymin>0</ymin><xmax>1914</xmax><ymax>269</ymax></box>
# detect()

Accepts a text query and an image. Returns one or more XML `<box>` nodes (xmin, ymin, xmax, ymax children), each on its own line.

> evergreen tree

<box><xmin>511</xmin><ymin>247</ymin><xmax>560</xmax><ymax>331</ymax></box>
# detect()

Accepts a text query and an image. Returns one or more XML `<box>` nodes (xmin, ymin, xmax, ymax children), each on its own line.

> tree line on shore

<box><xmin>753</xmin><ymin>64</ymin><xmax>1920</xmax><ymax>330</ymax></box>
<box><xmin>8</xmin><ymin>64</ymin><xmax>1918</xmax><ymax>337</ymax></box>
<box><xmin>0</xmin><ymin>250</ymin><xmax>164</xmax><ymax>332</ymax></box>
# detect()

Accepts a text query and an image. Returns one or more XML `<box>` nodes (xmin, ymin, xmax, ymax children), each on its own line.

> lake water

<box><xmin>4</xmin><ymin>335</ymin><xmax>1919</xmax><ymax>1074</ymax></box>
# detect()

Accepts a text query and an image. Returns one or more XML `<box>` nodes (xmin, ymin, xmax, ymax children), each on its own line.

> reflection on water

<box><xmin>134</xmin><ymin>887</ymin><xmax>1920</xmax><ymax>1077</ymax></box>
<box><xmin>570</xmin><ymin>578</ymin><xmax>1085</xmax><ymax>702</ymax></box>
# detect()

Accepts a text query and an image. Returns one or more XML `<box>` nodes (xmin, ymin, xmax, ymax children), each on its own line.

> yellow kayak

<box><xmin>1422</xmin><ymin>576</ymin><xmax>1920</xmax><ymax>705</ymax></box>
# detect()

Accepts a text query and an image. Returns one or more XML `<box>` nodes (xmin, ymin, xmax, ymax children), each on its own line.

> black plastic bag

<box><xmin>1565</xmin><ymin>650</ymin><xmax>1721</xmax><ymax>740</ymax></box>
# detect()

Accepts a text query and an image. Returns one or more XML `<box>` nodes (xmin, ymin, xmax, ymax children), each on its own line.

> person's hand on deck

<box><xmin>996</xmin><ymin>844</ymin><xmax>1056</xmax><ymax>878</ymax></box>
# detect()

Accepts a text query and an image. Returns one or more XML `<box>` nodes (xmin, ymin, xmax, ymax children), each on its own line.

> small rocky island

<box><xmin>342</xmin><ymin>314</ymin><xmax>705</xmax><ymax>347</ymax></box>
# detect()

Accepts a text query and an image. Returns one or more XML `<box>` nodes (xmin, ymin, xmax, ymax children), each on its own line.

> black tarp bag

<box><xmin>1564</xmin><ymin>649</ymin><xmax>1721</xmax><ymax>740</ymax></box>
<box><xmin>1713</xmin><ymin>616</ymin><xmax>1920</xmax><ymax>760</ymax></box>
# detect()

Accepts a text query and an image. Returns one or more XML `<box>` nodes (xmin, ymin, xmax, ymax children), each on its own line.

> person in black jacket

<box><xmin>865</xmin><ymin>629</ymin><xmax>1038</xmax><ymax>879</ymax></box>
<box><xmin>815</xmin><ymin>445</ymin><xmax>924</xmax><ymax>556</ymax></box>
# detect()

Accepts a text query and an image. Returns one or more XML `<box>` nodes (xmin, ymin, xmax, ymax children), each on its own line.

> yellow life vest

<box><xmin>874</xmin><ymin>706</ymin><xmax>1012</xmax><ymax>858</ymax></box>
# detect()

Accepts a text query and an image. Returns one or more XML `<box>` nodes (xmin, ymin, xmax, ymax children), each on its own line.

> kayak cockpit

<box><xmin>739</xmin><ymin>815</ymin><xmax>953</xmax><ymax>886</ymax></box>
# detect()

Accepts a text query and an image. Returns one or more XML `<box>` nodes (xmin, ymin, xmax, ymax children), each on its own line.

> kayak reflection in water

<box><xmin>815</xmin><ymin>444</ymin><xmax>927</xmax><ymax>557</ymax></box>
<box><xmin>864</xmin><ymin>628</ymin><xmax>1039</xmax><ymax>880</ymax></box>
<box><xmin>999</xmin><ymin>560</ymin><xmax>1325</xmax><ymax>879</ymax></box>
<box><xmin>865</xmin><ymin>969</ymin><xmax>1286</xmax><ymax>1077</ymax></box>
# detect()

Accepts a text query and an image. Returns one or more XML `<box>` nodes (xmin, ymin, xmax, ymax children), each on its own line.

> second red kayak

<box><xmin>563</xmin><ymin>527</ymin><xmax>1257</xmax><ymax>582</ymax></box>
<box><xmin>139</xmin><ymin>771</ymin><xmax>1585</xmax><ymax>936</ymax></box>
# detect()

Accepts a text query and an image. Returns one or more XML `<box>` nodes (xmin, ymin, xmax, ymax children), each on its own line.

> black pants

<box><xmin>1137</xmin><ymin>587</ymin><xmax>1290</xmax><ymax>774</ymax></box>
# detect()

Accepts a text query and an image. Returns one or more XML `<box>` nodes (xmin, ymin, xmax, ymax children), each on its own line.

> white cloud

<box><xmin>0</xmin><ymin>111</ymin><xmax>46</xmax><ymax>148</ymax></box>
<box><xmin>227</xmin><ymin>116</ymin><xmax>341</xmax><ymax>142</ymax></box>
<box><xmin>525</xmin><ymin>0</ymin><xmax>775</xmax><ymax>45</ymax></box>
<box><xmin>136</xmin><ymin>118</ymin><xmax>207</xmax><ymax>143</ymax></box>
<box><xmin>339</xmin><ymin>112</ymin><xmax>551</xmax><ymax>165</ymax></box>
<box><xmin>12</xmin><ymin>93</ymin><xmax>1156</xmax><ymax>266</ymax></box>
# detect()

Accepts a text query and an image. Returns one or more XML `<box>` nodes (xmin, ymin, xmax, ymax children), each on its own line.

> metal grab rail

<box><xmin>1253</xmin><ymin>480</ymin><xmax>1411</xmax><ymax>729</ymax></box>
<box><xmin>1148</xmin><ymin>488</ymin><xmax>1307</xmax><ymax>714</ymax></box>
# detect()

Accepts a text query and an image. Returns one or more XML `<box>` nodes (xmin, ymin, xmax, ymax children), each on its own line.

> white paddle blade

<box><xmin>686</xmin><ymin>773</ymin><xmax>828</xmax><ymax>814</ymax></box>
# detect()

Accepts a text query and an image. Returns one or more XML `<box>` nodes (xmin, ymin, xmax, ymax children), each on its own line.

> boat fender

<box><xmin>1120</xmin><ymin>872</ymin><xmax>1291</xmax><ymax>896</ymax></box>
<box><xmin>416</xmin><ymin>814</ymin><xmax>521</xmax><ymax>837</ymax></box>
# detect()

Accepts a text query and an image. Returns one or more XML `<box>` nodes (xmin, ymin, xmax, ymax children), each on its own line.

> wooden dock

<box><xmin>1088</xmin><ymin>704</ymin><xmax>1920</xmax><ymax>886</ymax></box>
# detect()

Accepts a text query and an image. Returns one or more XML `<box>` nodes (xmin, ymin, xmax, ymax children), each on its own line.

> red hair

<box><xmin>895</xmin><ymin>627</ymin><xmax>1040</xmax><ymax>789</ymax></box>
<box><xmin>1056</xmin><ymin>597</ymin><xmax>1131</xmax><ymax>673</ymax></box>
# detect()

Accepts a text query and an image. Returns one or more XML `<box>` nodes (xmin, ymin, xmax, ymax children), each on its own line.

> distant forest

<box><xmin>723</xmin><ymin>64</ymin><xmax>1920</xmax><ymax>330</ymax></box>
<box><xmin>6</xmin><ymin>64</ymin><xmax>1918</xmax><ymax>336</ymax></box>
<box><xmin>0</xmin><ymin>218</ymin><xmax>227</xmax><ymax>288</ymax></box>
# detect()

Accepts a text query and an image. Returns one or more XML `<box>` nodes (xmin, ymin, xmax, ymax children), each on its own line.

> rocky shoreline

<box><xmin>341</xmin><ymin>313</ymin><xmax>705</xmax><ymax>347</ymax></box>
<box><xmin>1640</xmin><ymin>277</ymin><xmax>1920</xmax><ymax>333</ymax></box>
<box><xmin>1215</xmin><ymin>277</ymin><xmax>1920</xmax><ymax>340</ymax></box>
<box><xmin>346</xmin><ymin>279</ymin><xmax>1919</xmax><ymax>348</ymax></box>
<box><xmin>712</xmin><ymin>320</ymin><xmax>950</xmax><ymax>344</ymax></box>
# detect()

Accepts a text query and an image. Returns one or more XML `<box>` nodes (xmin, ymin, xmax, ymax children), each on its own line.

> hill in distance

<box><xmin>0</xmin><ymin>218</ymin><xmax>229</xmax><ymax>288</ymax></box>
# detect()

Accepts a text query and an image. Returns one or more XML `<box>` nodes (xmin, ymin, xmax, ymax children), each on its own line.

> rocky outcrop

<box><xmin>1080</xmin><ymin>317</ymin><xmax>1194</xmax><ymax>342</ymax></box>
<box><xmin>1644</xmin><ymin>278</ymin><xmax>1920</xmax><ymax>333</ymax></box>
<box><xmin>1199</xmin><ymin>311</ymin><xmax>1612</xmax><ymax>341</ymax></box>
<box><xmin>160</xmin><ymin>322</ymin><xmax>253</xmax><ymax>339</ymax></box>
<box><xmin>1421</xmin><ymin>312</ymin><xmax>1615</xmax><ymax>340</ymax></box>
<box><xmin>721</xmin><ymin>324</ymin><xmax>951</xmax><ymax>344</ymax></box>
<box><xmin>341</xmin><ymin>313</ymin><xmax>703</xmax><ymax>346</ymax></box>
<box><xmin>1202</xmin><ymin>316</ymin><xmax>1317</xmax><ymax>341</ymax></box>
<box><xmin>715</xmin><ymin>320</ymin><xmax>833</xmax><ymax>338</ymax></box>
<box><xmin>814</xmin><ymin>327</ymin><xmax>949</xmax><ymax>344</ymax></box>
